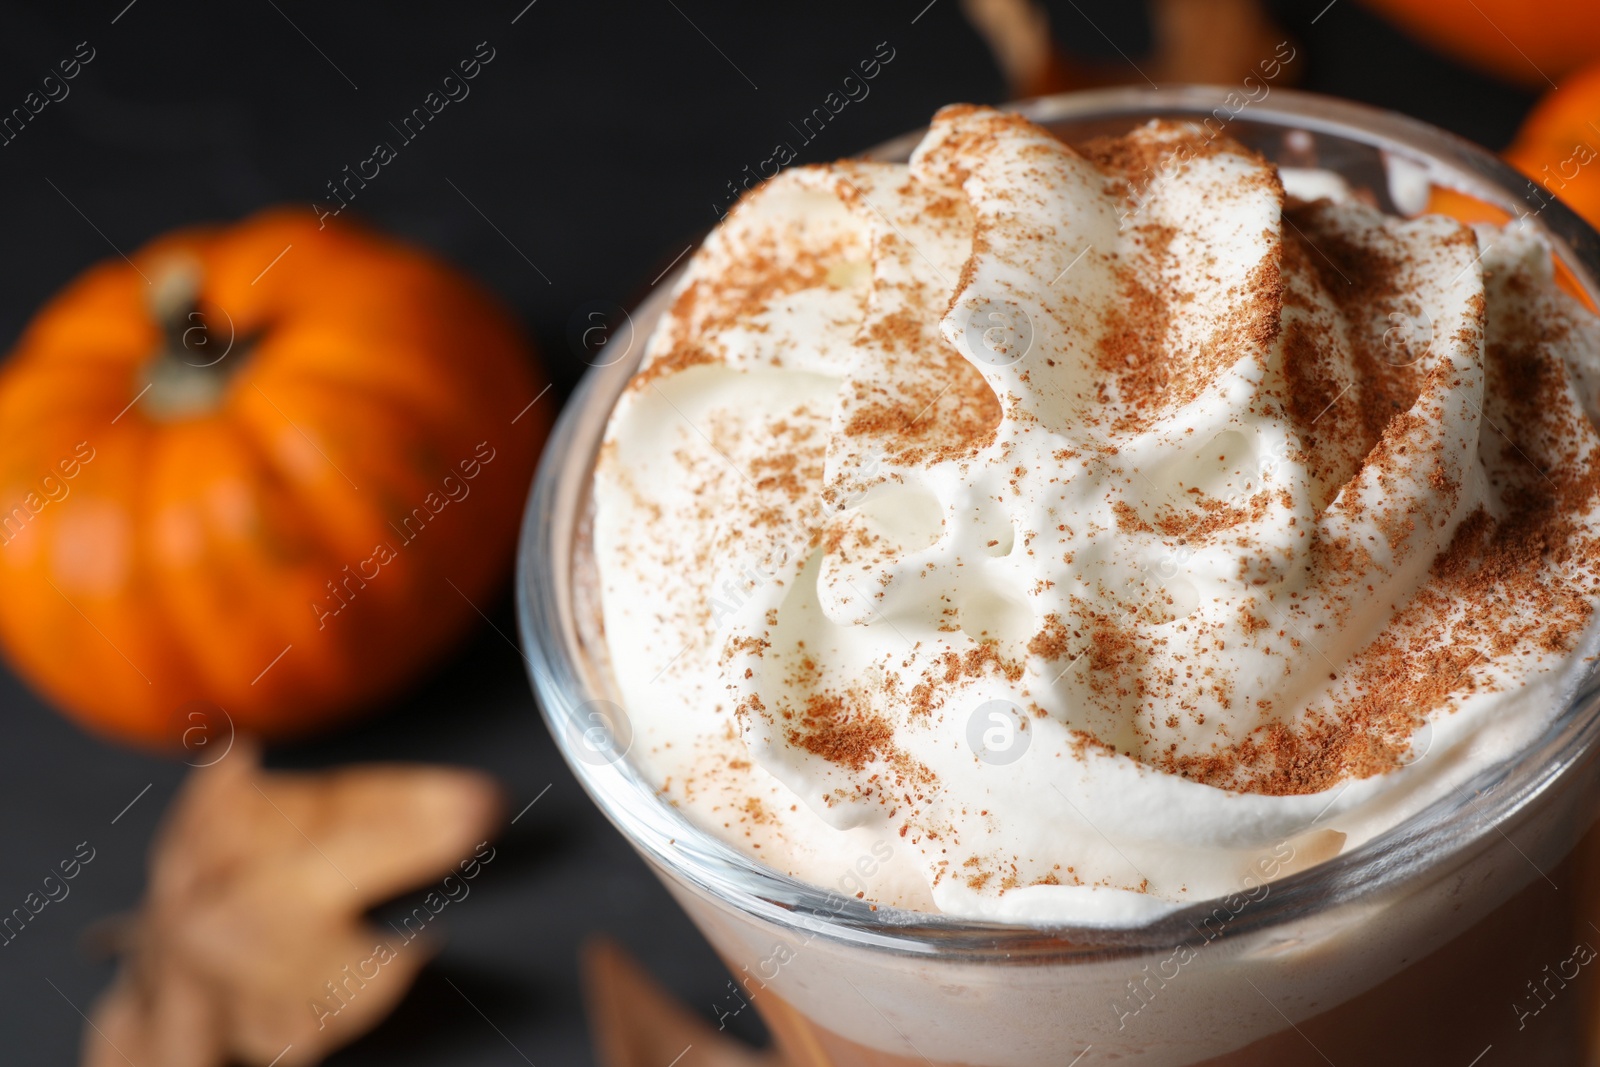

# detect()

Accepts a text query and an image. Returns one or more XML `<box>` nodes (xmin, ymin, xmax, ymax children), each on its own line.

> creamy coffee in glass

<box><xmin>521</xmin><ymin>88</ymin><xmax>1600</xmax><ymax>1065</ymax></box>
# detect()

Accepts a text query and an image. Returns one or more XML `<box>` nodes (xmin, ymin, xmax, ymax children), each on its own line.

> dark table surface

<box><xmin>0</xmin><ymin>1</ymin><xmax>1540</xmax><ymax>1063</ymax></box>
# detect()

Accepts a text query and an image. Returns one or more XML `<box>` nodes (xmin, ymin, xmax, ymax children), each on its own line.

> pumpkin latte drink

<box><xmin>522</xmin><ymin>92</ymin><xmax>1600</xmax><ymax>1065</ymax></box>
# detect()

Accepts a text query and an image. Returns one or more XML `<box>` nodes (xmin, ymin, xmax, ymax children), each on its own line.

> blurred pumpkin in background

<box><xmin>0</xmin><ymin>209</ymin><xmax>548</xmax><ymax>747</ymax></box>
<box><xmin>1357</xmin><ymin>0</ymin><xmax>1600</xmax><ymax>88</ymax></box>
<box><xmin>1504</xmin><ymin>61</ymin><xmax>1600</xmax><ymax>230</ymax></box>
<box><xmin>962</xmin><ymin>0</ymin><xmax>1297</xmax><ymax>100</ymax></box>
<box><xmin>1423</xmin><ymin>59</ymin><xmax>1600</xmax><ymax>309</ymax></box>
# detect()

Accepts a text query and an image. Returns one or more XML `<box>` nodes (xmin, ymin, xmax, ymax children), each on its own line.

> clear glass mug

<box><xmin>517</xmin><ymin>87</ymin><xmax>1600</xmax><ymax>1066</ymax></box>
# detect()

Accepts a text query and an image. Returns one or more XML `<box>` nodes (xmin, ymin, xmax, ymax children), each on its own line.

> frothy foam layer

<box><xmin>592</xmin><ymin>105</ymin><xmax>1600</xmax><ymax>924</ymax></box>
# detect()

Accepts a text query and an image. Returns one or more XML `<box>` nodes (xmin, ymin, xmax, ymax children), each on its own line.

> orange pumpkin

<box><xmin>1357</xmin><ymin>0</ymin><xmax>1600</xmax><ymax>88</ymax></box>
<box><xmin>1504</xmin><ymin>61</ymin><xmax>1600</xmax><ymax>231</ymax></box>
<box><xmin>1423</xmin><ymin>61</ymin><xmax>1600</xmax><ymax>308</ymax></box>
<box><xmin>0</xmin><ymin>209</ymin><xmax>547</xmax><ymax>747</ymax></box>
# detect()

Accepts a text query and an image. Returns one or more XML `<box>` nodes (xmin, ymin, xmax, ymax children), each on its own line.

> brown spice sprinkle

<box><xmin>616</xmin><ymin>103</ymin><xmax>1600</xmax><ymax>869</ymax></box>
<box><xmin>786</xmin><ymin>691</ymin><xmax>894</xmax><ymax>772</ymax></box>
<box><xmin>1152</xmin><ymin>244</ymin><xmax>1600</xmax><ymax>794</ymax></box>
<box><xmin>1026</xmin><ymin>613</ymin><xmax>1074</xmax><ymax>659</ymax></box>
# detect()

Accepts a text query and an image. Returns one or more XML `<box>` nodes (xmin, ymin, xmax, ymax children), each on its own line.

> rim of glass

<box><xmin>517</xmin><ymin>86</ymin><xmax>1600</xmax><ymax>962</ymax></box>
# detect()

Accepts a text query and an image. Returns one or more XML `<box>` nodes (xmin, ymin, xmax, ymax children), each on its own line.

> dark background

<box><xmin>0</xmin><ymin>1</ymin><xmax>1539</xmax><ymax>1064</ymax></box>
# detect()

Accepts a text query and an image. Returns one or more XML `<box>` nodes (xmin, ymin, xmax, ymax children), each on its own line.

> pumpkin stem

<box><xmin>144</xmin><ymin>255</ymin><xmax>241</xmax><ymax>421</ymax></box>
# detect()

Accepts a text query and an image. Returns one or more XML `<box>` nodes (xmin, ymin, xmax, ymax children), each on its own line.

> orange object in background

<box><xmin>0</xmin><ymin>209</ymin><xmax>548</xmax><ymax>748</ymax></box>
<box><xmin>1504</xmin><ymin>61</ymin><xmax>1600</xmax><ymax>232</ymax></box>
<box><xmin>1357</xmin><ymin>0</ymin><xmax>1600</xmax><ymax>89</ymax></box>
<box><xmin>963</xmin><ymin>0</ymin><xmax>1298</xmax><ymax>100</ymax></box>
<box><xmin>1424</xmin><ymin>61</ymin><xmax>1600</xmax><ymax>308</ymax></box>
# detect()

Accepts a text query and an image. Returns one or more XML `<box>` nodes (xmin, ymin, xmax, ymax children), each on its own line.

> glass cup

<box><xmin>518</xmin><ymin>86</ymin><xmax>1600</xmax><ymax>1066</ymax></box>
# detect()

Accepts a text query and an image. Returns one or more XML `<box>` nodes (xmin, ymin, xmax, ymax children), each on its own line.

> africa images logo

<box><xmin>966</xmin><ymin>699</ymin><xmax>1031</xmax><ymax>766</ymax></box>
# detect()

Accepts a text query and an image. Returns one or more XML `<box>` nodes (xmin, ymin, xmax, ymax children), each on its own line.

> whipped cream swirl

<box><xmin>592</xmin><ymin>105</ymin><xmax>1600</xmax><ymax>923</ymax></box>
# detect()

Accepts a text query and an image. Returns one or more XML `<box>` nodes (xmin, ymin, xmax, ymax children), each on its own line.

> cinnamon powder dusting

<box><xmin>600</xmin><ymin>103</ymin><xmax>1600</xmax><ymax>909</ymax></box>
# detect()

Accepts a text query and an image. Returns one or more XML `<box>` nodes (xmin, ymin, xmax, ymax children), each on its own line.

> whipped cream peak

<box><xmin>593</xmin><ymin>105</ymin><xmax>1600</xmax><ymax>922</ymax></box>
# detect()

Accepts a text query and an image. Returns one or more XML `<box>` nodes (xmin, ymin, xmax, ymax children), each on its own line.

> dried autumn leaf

<box><xmin>582</xmin><ymin>938</ymin><xmax>784</xmax><ymax>1067</ymax></box>
<box><xmin>963</xmin><ymin>0</ymin><xmax>1294</xmax><ymax>99</ymax></box>
<box><xmin>83</xmin><ymin>740</ymin><xmax>503</xmax><ymax>1067</ymax></box>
